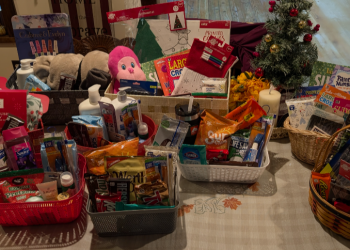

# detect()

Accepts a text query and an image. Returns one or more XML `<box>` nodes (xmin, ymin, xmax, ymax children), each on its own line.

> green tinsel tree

<box><xmin>251</xmin><ymin>0</ymin><xmax>320</xmax><ymax>89</ymax></box>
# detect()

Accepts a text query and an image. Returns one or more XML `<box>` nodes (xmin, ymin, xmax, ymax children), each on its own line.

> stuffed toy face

<box><xmin>108</xmin><ymin>46</ymin><xmax>146</xmax><ymax>93</ymax></box>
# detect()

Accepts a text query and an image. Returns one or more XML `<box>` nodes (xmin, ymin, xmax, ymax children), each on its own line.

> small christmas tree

<box><xmin>174</xmin><ymin>15</ymin><xmax>183</xmax><ymax>29</ymax></box>
<box><xmin>252</xmin><ymin>0</ymin><xmax>320</xmax><ymax>89</ymax></box>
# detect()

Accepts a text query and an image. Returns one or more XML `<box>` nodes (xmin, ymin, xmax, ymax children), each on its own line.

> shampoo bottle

<box><xmin>79</xmin><ymin>84</ymin><xmax>111</xmax><ymax>116</ymax></box>
<box><xmin>17</xmin><ymin>59</ymin><xmax>35</xmax><ymax>89</ymax></box>
<box><xmin>112</xmin><ymin>88</ymin><xmax>135</xmax><ymax>138</ymax></box>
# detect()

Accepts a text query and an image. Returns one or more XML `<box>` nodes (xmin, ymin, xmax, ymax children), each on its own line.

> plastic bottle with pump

<box><xmin>79</xmin><ymin>84</ymin><xmax>111</xmax><ymax>116</ymax></box>
<box><xmin>16</xmin><ymin>59</ymin><xmax>35</xmax><ymax>89</ymax></box>
<box><xmin>112</xmin><ymin>87</ymin><xmax>135</xmax><ymax>138</ymax></box>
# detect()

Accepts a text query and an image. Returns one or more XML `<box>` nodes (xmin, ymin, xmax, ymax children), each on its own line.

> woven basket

<box><xmin>284</xmin><ymin>117</ymin><xmax>330</xmax><ymax>165</ymax></box>
<box><xmin>309</xmin><ymin>125</ymin><xmax>350</xmax><ymax>239</ymax></box>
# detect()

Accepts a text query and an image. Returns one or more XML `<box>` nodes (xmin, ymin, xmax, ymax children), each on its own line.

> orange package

<box><xmin>195</xmin><ymin>110</ymin><xmax>242</xmax><ymax>150</ymax></box>
<box><xmin>311</xmin><ymin>172</ymin><xmax>331</xmax><ymax>200</ymax></box>
<box><xmin>225</xmin><ymin>98</ymin><xmax>266</xmax><ymax>130</ymax></box>
<box><xmin>83</xmin><ymin>138</ymin><xmax>139</xmax><ymax>175</ymax></box>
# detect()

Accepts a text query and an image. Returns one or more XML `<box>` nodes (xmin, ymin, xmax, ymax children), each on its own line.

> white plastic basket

<box><xmin>178</xmin><ymin>148</ymin><xmax>270</xmax><ymax>183</ymax></box>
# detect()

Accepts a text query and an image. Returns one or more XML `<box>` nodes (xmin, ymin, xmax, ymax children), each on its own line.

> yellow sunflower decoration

<box><xmin>229</xmin><ymin>72</ymin><xmax>270</xmax><ymax>111</ymax></box>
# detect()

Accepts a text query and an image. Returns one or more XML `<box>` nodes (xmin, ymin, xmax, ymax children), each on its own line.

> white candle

<box><xmin>258</xmin><ymin>89</ymin><xmax>281</xmax><ymax>127</ymax></box>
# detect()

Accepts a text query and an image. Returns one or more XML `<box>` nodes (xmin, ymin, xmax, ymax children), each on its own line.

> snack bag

<box><xmin>121</xmin><ymin>103</ymin><xmax>139</xmax><ymax>139</ymax></box>
<box><xmin>145</xmin><ymin>156</ymin><xmax>167</xmax><ymax>182</ymax></box>
<box><xmin>84</xmin><ymin>173</ymin><xmax>109</xmax><ymax>212</ymax></box>
<box><xmin>225</xmin><ymin>98</ymin><xmax>267</xmax><ymax>130</ymax></box>
<box><xmin>95</xmin><ymin>193</ymin><xmax>121</xmax><ymax>212</ymax></box>
<box><xmin>195</xmin><ymin>110</ymin><xmax>241</xmax><ymax>150</ymax></box>
<box><xmin>0</xmin><ymin>168</ymin><xmax>44</xmax><ymax>203</ymax></box>
<box><xmin>312</xmin><ymin>172</ymin><xmax>331</xmax><ymax>200</ymax></box>
<box><xmin>206</xmin><ymin>149</ymin><xmax>229</xmax><ymax>162</ymax></box>
<box><xmin>83</xmin><ymin>138</ymin><xmax>139</xmax><ymax>175</ymax></box>
<box><xmin>134</xmin><ymin>179</ymin><xmax>169</xmax><ymax>206</ymax></box>
<box><xmin>105</xmin><ymin>156</ymin><xmax>147</xmax><ymax>203</ymax></box>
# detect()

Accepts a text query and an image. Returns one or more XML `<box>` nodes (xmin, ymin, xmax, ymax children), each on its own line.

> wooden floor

<box><xmin>168</xmin><ymin>0</ymin><xmax>350</xmax><ymax>66</ymax></box>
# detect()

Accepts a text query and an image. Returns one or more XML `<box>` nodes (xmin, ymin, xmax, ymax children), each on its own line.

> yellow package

<box><xmin>43</xmin><ymin>137</ymin><xmax>63</xmax><ymax>172</ymax></box>
<box><xmin>83</xmin><ymin>138</ymin><xmax>139</xmax><ymax>175</ymax></box>
<box><xmin>105</xmin><ymin>156</ymin><xmax>147</xmax><ymax>203</ymax></box>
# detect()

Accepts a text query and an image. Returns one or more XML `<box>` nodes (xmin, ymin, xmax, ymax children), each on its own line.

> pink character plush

<box><xmin>108</xmin><ymin>46</ymin><xmax>146</xmax><ymax>93</ymax></box>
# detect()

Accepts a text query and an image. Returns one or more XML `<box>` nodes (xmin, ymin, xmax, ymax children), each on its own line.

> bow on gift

<box><xmin>143</xmin><ymin>190</ymin><xmax>162</xmax><ymax>205</ymax></box>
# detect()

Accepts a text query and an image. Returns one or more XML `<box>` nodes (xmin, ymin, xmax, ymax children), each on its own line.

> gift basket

<box><xmin>309</xmin><ymin>125</ymin><xmax>350</xmax><ymax>239</ymax></box>
<box><xmin>283</xmin><ymin>84</ymin><xmax>349</xmax><ymax>165</ymax></box>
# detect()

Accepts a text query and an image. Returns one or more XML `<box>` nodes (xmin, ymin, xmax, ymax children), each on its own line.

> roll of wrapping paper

<box><xmin>41</xmin><ymin>40</ymin><xmax>47</xmax><ymax>56</ymax></box>
<box><xmin>35</xmin><ymin>40</ymin><xmax>42</xmax><ymax>55</ymax></box>
<box><xmin>29</xmin><ymin>41</ymin><xmax>36</xmax><ymax>56</ymax></box>
<box><xmin>53</xmin><ymin>40</ymin><xmax>58</xmax><ymax>56</ymax></box>
<box><xmin>48</xmin><ymin>40</ymin><xmax>53</xmax><ymax>55</ymax></box>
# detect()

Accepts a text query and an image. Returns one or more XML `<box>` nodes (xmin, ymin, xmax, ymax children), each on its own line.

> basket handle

<box><xmin>313</xmin><ymin>124</ymin><xmax>350</xmax><ymax>172</ymax></box>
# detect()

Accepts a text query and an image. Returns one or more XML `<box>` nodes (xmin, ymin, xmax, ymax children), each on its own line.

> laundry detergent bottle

<box><xmin>79</xmin><ymin>84</ymin><xmax>111</xmax><ymax>116</ymax></box>
<box><xmin>112</xmin><ymin>88</ymin><xmax>135</xmax><ymax>138</ymax></box>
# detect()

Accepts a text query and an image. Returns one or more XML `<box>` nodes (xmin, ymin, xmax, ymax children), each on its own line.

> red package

<box><xmin>0</xmin><ymin>168</ymin><xmax>44</xmax><ymax>203</ymax></box>
<box><xmin>95</xmin><ymin>192</ymin><xmax>121</xmax><ymax>212</ymax></box>
<box><xmin>206</xmin><ymin>149</ymin><xmax>229</xmax><ymax>162</ymax></box>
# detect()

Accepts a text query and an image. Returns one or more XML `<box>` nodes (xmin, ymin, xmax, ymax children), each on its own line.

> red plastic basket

<box><xmin>0</xmin><ymin>154</ymin><xmax>86</xmax><ymax>226</ymax></box>
<box><xmin>65</xmin><ymin>114</ymin><xmax>158</xmax><ymax>156</ymax></box>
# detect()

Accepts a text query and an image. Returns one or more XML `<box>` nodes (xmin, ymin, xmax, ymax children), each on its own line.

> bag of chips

<box><xmin>83</xmin><ymin>138</ymin><xmax>139</xmax><ymax>175</ymax></box>
<box><xmin>195</xmin><ymin>110</ymin><xmax>241</xmax><ymax>150</ymax></box>
<box><xmin>0</xmin><ymin>168</ymin><xmax>44</xmax><ymax>203</ymax></box>
<box><xmin>225</xmin><ymin>98</ymin><xmax>266</xmax><ymax>130</ymax></box>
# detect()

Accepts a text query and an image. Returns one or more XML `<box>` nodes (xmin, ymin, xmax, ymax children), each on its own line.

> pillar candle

<box><xmin>258</xmin><ymin>89</ymin><xmax>281</xmax><ymax>127</ymax></box>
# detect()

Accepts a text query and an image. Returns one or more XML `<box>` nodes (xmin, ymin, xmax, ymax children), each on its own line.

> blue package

<box><xmin>72</xmin><ymin>115</ymin><xmax>109</xmax><ymax>141</ymax></box>
<box><xmin>179</xmin><ymin>144</ymin><xmax>207</xmax><ymax>165</ymax></box>
<box><xmin>298</xmin><ymin>86</ymin><xmax>323</xmax><ymax>97</ymax></box>
<box><xmin>25</xmin><ymin>75</ymin><xmax>51</xmax><ymax>91</ymax></box>
<box><xmin>120</xmin><ymin>79</ymin><xmax>157</xmax><ymax>96</ymax></box>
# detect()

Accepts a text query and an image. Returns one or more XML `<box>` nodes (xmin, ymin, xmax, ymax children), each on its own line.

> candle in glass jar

<box><xmin>258</xmin><ymin>89</ymin><xmax>281</xmax><ymax>127</ymax></box>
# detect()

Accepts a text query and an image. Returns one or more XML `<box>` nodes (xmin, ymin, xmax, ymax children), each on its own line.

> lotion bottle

<box><xmin>79</xmin><ymin>84</ymin><xmax>111</xmax><ymax>116</ymax></box>
<box><xmin>112</xmin><ymin>88</ymin><xmax>135</xmax><ymax>138</ymax></box>
<box><xmin>16</xmin><ymin>59</ymin><xmax>35</xmax><ymax>89</ymax></box>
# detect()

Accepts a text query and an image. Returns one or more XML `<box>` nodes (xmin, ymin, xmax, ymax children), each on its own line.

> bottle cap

<box><xmin>118</xmin><ymin>87</ymin><xmax>130</xmax><ymax>102</ymax></box>
<box><xmin>20</xmin><ymin>59</ymin><xmax>35</xmax><ymax>70</ymax></box>
<box><xmin>88</xmin><ymin>84</ymin><xmax>101</xmax><ymax>104</ymax></box>
<box><xmin>252</xmin><ymin>142</ymin><xmax>258</xmax><ymax>150</ymax></box>
<box><xmin>60</xmin><ymin>172</ymin><xmax>73</xmax><ymax>187</ymax></box>
<box><xmin>138</xmin><ymin>122</ymin><xmax>149</xmax><ymax>136</ymax></box>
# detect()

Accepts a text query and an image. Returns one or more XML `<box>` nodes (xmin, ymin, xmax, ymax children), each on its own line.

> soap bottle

<box><xmin>112</xmin><ymin>88</ymin><xmax>135</xmax><ymax>138</ymax></box>
<box><xmin>17</xmin><ymin>59</ymin><xmax>35</xmax><ymax>89</ymax></box>
<box><xmin>79</xmin><ymin>84</ymin><xmax>111</xmax><ymax>116</ymax></box>
<box><xmin>2</xmin><ymin>126</ymin><xmax>37</xmax><ymax>170</ymax></box>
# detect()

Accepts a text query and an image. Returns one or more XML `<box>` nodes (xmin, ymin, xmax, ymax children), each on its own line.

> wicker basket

<box><xmin>284</xmin><ymin>117</ymin><xmax>330</xmax><ymax>165</ymax></box>
<box><xmin>309</xmin><ymin>125</ymin><xmax>350</xmax><ymax>239</ymax></box>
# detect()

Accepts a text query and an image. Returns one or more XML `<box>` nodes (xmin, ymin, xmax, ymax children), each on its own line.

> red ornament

<box><xmin>253</xmin><ymin>52</ymin><xmax>260</xmax><ymax>57</ymax></box>
<box><xmin>269</xmin><ymin>1</ymin><xmax>276</xmax><ymax>6</ymax></box>
<box><xmin>255</xmin><ymin>67</ymin><xmax>264</xmax><ymax>78</ymax></box>
<box><xmin>307</xmin><ymin>20</ymin><xmax>313</xmax><ymax>26</ymax></box>
<box><xmin>304</xmin><ymin>34</ymin><xmax>312</xmax><ymax>42</ymax></box>
<box><xmin>289</xmin><ymin>8</ymin><xmax>298</xmax><ymax>17</ymax></box>
<box><xmin>269</xmin><ymin>7</ymin><xmax>274</xmax><ymax>12</ymax></box>
<box><xmin>313</xmin><ymin>24</ymin><xmax>320</xmax><ymax>31</ymax></box>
